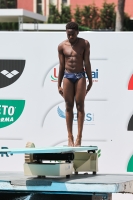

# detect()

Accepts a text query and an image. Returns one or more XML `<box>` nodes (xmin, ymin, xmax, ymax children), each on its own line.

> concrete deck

<box><xmin>0</xmin><ymin>172</ymin><xmax>133</xmax><ymax>195</ymax></box>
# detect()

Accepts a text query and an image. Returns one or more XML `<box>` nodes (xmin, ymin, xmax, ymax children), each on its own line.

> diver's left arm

<box><xmin>84</xmin><ymin>40</ymin><xmax>93</xmax><ymax>94</ymax></box>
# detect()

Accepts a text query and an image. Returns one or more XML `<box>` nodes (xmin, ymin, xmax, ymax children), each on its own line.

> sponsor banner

<box><xmin>50</xmin><ymin>65</ymin><xmax>99</xmax><ymax>83</ymax></box>
<box><xmin>0</xmin><ymin>32</ymin><xmax>132</xmax><ymax>172</ymax></box>
<box><xmin>0</xmin><ymin>100</ymin><xmax>25</xmax><ymax>128</ymax></box>
<box><xmin>44</xmin><ymin>61</ymin><xmax>109</xmax><ymax>101</ymax></box>
<box><xmin>128</xmin><ymin>74</ymin><xmax>133</xmax><ymax>90</ymax></box>
<box><xmin>0</xmin><ymin>60</ymin><xmax>25</xmax><ymax>88</ymax></box>
<box><xmin>42</xmin><ymin>101</ymin><xmax>109</xmax><ymax>146</ymax></box>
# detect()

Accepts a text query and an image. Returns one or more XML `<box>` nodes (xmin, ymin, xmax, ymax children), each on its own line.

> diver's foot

<box><xmin>74</xmin><ymin>136</ymin><xmax>82</xmax><ymax>147</ymax></box>
<box><xmin>68</xmin><ymin>135</ymin><xmax>74</xmax><ymax>147</ymax></box>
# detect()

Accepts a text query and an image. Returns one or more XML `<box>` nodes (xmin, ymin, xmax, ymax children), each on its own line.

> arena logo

<box><xmin>51</xmin><ymin>68</ymin><xmax>98</xmax><ymax>82</ymax></box>
<box><xmin>0</xmin><ymin>59</ymin><xmax>25</xmax><ymax>88</ymax></box>
<box><xmin>57</xmin><ymin>106</ymin><xmax>94</xmax><ymax>124</ymax></box>
<box><xmin>0</xmin><ymin>100</ymin><xmax>25</xmax><ymax>128</ymax></box>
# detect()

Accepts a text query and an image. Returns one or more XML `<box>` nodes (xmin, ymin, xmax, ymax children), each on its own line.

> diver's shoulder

<box><xmin>58</xmin><ymin>40</ymin><xmax>68</xmax><ymax>49</ymax></box>
<box><xmin>79</xmin><ymin>38</ymin><xmax>90</xmax><ymax>46</ymax></box>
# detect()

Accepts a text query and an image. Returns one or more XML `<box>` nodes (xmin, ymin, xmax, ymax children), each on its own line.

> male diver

<box><xmin>58</xmin><ymin>22</ymin><xmax>92</xmax><ymax>147</ymax></box>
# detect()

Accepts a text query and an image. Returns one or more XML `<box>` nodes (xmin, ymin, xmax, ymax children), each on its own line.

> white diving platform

<box><xmin>0</xmin><ymin>145</ymin><xmax>98</xmax><ymax>155</ymax></box>
<box><xmin>0</xmin><ymin>144</ymin><xmax>98</xmax><ymax>178</ymax></box>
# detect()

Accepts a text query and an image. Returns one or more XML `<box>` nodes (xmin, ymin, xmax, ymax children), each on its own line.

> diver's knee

<box><xmin>76</xmin><ymin>102</ymin><xmax>84</xmax><ymax>112</ymax></box>
<box><xmin>65</xmin><ymin>102</ymin><xmax>74</xmax><ymax>112</ymax></box>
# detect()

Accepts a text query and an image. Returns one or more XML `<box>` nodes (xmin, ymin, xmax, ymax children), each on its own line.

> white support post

<box><xmin>34</xmin><ymin>20</ymin><xmax>39</xmax><ymax>31</ymax></box>
<box><xmin>33</xmin><ymin>0</ymin><xmax>37</xmax><ymax>13</ymax></box>
<box><xmin>18</xmin><ymin>16</ymin><xmax>23</xmax><ymax>31</ymax></box>
<box><xmin>67</xmin><ymin>0</ymin><xmax>70</xmax><ymax>6</ymax></box>
<box><xmin>58</xmin><ymin>0</ymin><xmax>61</xmax><ymax>13</ymax></box>
<box><xmin>42</xmin><ymin>0</ymin><xmax>44</xmax><ymax>15</ymax></box>
<box><xmin>46</xmin><ymin>0</ymin><xmax>49</xmax><ymax>19</ymax></box>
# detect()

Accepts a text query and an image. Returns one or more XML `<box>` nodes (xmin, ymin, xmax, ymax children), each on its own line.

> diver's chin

<box><xmin>69</xmin><ymin>40</ymin><xmax>73</xmax><ymax>43</ymax></box>
<box><xmin>69</xmin><ymin>39</ymin><xmax>75</xmax><ymax>44</ymax></box>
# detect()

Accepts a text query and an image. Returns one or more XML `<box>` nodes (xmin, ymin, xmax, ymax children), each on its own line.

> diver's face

<box><xmin>66</xmin><ymin>29</ymin><xmax>79</xmax><ymax>43</ymax></box>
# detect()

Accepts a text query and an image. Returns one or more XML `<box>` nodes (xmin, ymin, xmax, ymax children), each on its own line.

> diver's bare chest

<box><xmin>63</xmin><ymin>46</ymin><xmax>84</xmax><ymax>57</ymax></box>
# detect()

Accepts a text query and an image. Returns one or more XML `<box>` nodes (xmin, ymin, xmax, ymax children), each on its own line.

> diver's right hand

<box><xmin>58</xmin><ymin>86</ymin><xmax>63</xmax><ymax>97</ymax></box>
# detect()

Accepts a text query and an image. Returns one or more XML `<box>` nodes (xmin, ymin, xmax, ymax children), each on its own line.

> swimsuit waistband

<box><xmin>64</xmin><ymin>70</ymin><xmax>85</xmax><ymax>75</ymax></box>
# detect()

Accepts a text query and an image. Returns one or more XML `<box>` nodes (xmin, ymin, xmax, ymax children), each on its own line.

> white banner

<box><xmin>0</xmin><ymin>32</ymin><xmax>133</xmax><ymax>173</ymax></box>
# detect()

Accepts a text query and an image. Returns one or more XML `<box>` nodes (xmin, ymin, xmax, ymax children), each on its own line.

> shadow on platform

<box><xmin>0</xmin><ymin>193</ymin><xmax>92</xmax><ymax>200</ymax></box>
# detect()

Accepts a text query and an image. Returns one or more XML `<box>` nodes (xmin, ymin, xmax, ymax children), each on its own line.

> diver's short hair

<box><xmin>66</xmin><ymin>22</ymin><xmax>79</xmax><ymax>31</ymax></box>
